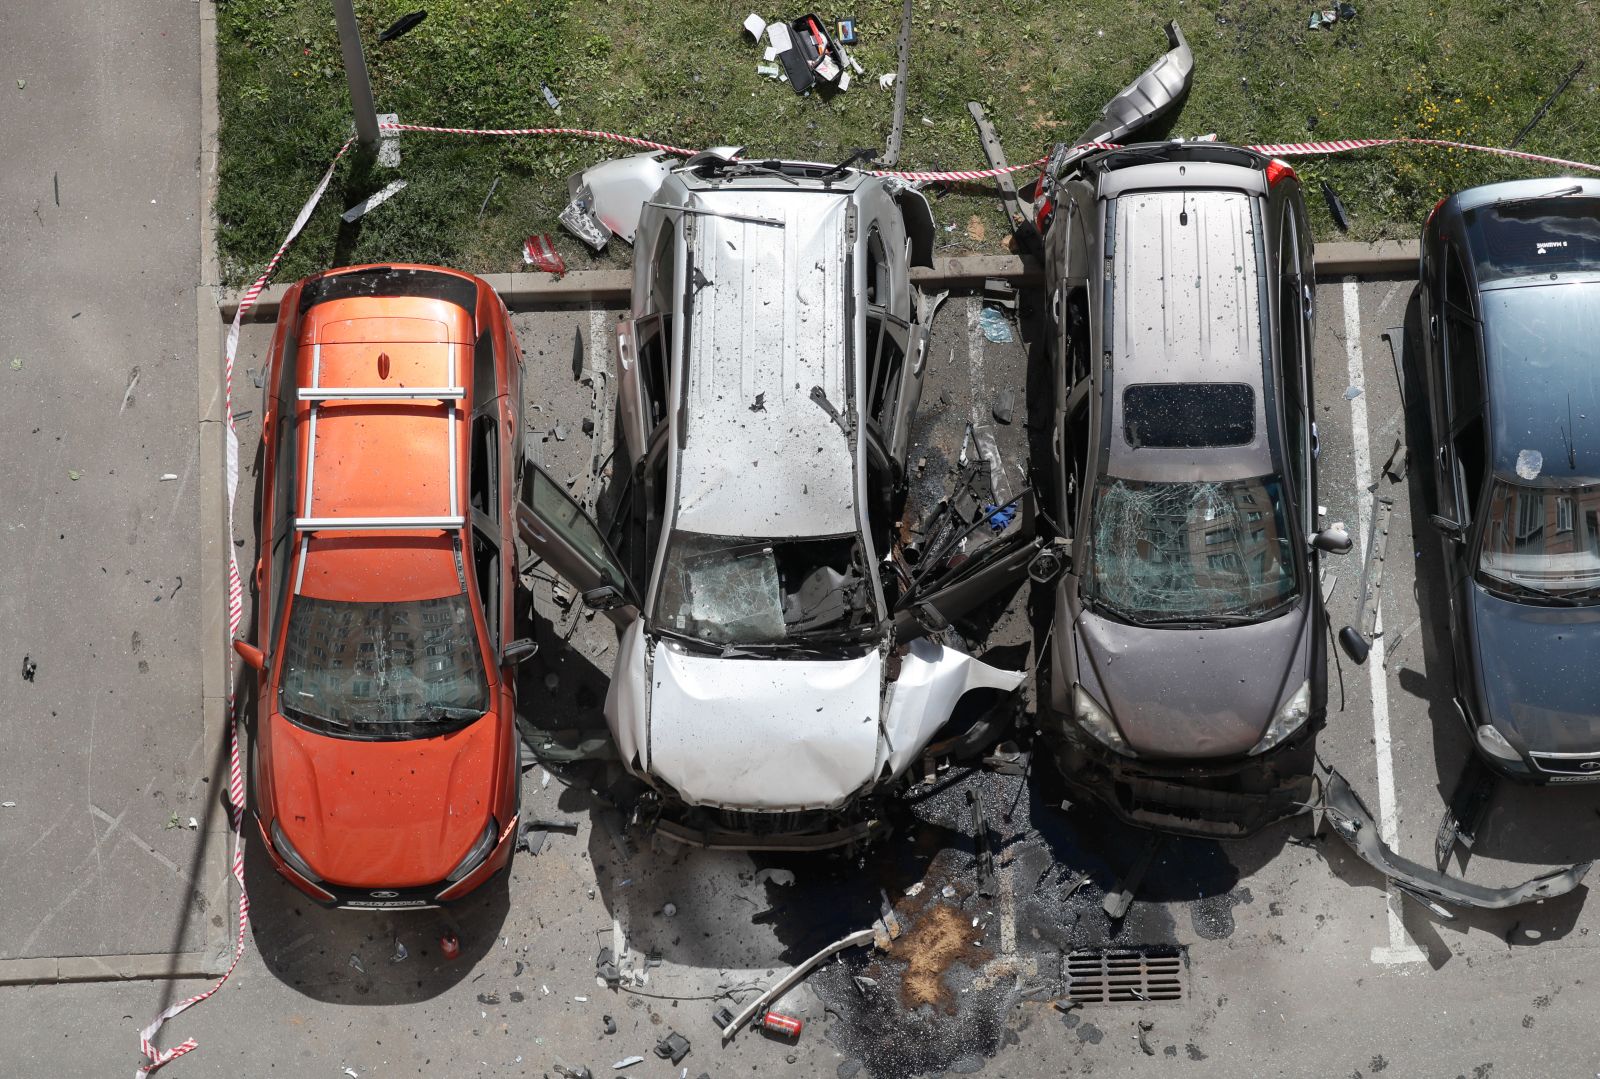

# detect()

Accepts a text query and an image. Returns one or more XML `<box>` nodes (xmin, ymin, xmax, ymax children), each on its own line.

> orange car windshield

<box><xmin>279</xmin><ymin>592</ymin><xmax>489</xmax><ymax>740</ymax></box>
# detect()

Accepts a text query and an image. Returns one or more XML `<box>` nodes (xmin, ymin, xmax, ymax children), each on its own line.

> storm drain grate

<box><xmin>1063</xmin><ymin>946</ymin><xmax>1187</xmax><ymax>1004</ymax></box>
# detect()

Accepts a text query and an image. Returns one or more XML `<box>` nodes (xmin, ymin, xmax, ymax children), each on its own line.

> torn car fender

<box><xmin>881</xmin><ymin>178</ymin><xmax>935</xmax><ymax>268</ymax></box>
<box><xmin>603</xmin><ymin>617</ymin><xmax>650</xmax><ymax>776</ymax></box>
<box><xmin>879</xmin><ymin>639</ymin><xmax>1026</xmax><ymax>779</ymax></box>
<box><xmin>1322</xmin><ymin>768</ymin><xmax>1591</xmax><ymax>915</ymax></box>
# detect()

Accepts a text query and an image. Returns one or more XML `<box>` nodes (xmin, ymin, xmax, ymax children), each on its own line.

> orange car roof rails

<box><xmin>293</xmin><ymin>336</ymin><xmax>466</xmax><ymax>535</ymax></box>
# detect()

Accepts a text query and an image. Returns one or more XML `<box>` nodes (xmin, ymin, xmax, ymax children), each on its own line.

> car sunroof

<box><xmin>1123</xmin><ymin>383</ymin><xmax>1255</xmax><ymax>448</ymax></box>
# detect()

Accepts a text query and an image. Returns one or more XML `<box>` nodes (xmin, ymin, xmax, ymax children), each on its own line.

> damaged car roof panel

<box><xmin>1109</xmin><ymin>188</ymin><xmax>1270</xmax><ymax>482</ymax></box>
<box><xmin>675</xmin><ymin>188</ymin><xmax>856</xmax><ymax>538</ymax></box>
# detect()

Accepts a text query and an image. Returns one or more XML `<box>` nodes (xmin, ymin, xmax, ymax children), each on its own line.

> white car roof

<box><xmin>672</xmin><ymin>187</ymin><xmax>857</xmax><ymax>539</ymax></box>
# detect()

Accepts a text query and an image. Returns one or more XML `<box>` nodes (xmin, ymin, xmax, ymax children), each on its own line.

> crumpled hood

<box><xmin>1076</xmin><ymin>608</ymin><xmax>1305</xmax><ymax>759</ymax></box>
<box><xmin>646</xmin><ymin>646</ymin><xmax>883</xmax><ymax>811</ymax></box>
<box><xmin>267</xmin><ymin>713</ymin><xmax>498</xmax><ymax>889</ymax></box>
<box><xmin>1469</xmin><ymin>584</ymin><xmax>1600</xmax><ymax>753</ymax></box>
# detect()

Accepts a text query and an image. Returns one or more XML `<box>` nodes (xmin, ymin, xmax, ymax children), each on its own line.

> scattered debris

<box><xmin>390</xmin><ymin>939</ymin><xmax>408</xmax><ymax>963</ymax></box>
<box><xmin>67</xmin><ymin>470</ymin><xmax>81</xmax><ymax>481</ymax></box>
<box><xmin>1137</xmin><ymin>1020</ymin><xmax>1156</xmax><ymax>1056</ymax></box>
<box><xmin>721</xmin><ymin>928</ymin><xmax>879</xmax><ymax>1040</ymax></box>
<box><xmin>1320</xmin><ymin>180</ymin><xmax>1350</xmax><ymax>232</ymax></box>
<box><xmin>1435</xmin><ymin>755</ymin><xmax>1497</xmax><ymax>871</ymax></box>
<box><xmin>0</xmin><ymin>802</ymin><xmax>15</xmax><ymax>809</ymax></box>
<box><xmin>440</xmin><ymin>933</ymin><xmax>460</xmax><ymax>961</ymax></box>
<box><xmin>477</xmin><ymin>992</ymin><xmax>500</xmax><ymax>1005</ymax></box>
<box><xmin>743</xmin><ymin>12</ymin><xmax>767</xmax><ymax>39</ymax></box>
<box><xmin>596</xmin><ymin>946</ymin><xmax>621</xmax><ymax>986</ymax></box>
<box><xmin>878</xmin><ymin>72</ymin><xmax>896</xmax><ymax>91</ymax></box>
<box><xmin>904</xmin><ymin>881</ymin><xmax>926</xmax><ymax>898</ymax></box>
<box><xmin>524</xmin><ymin>234</ymin><xmax>567</xmax><ymax>275</ymax></box>
<box><xmin>603</xmin><ymin>1015</ymin><xmax>617</xmax><ymax>1035</ymax></box>
<box><xmin>1102</xmin><ymin>833</ymin><xmax>1162</xmax><ymax>920</ymax></box>
<box><xmin>882</xmin><ymin>0</ymin><xmax>913</xmax><ymax>164</ymax></box>
<box><xmin>555</xmin><ymin>1067</ymin><xmax>593</xmax><ymax>1079</ymax></box>
<box><xmin>661</xmin><ymin>902</ymin><xmax>678</xmax><ymax>918</ymax></box>
<box><xmin>976</xmin><ymin>307</ymin><xmax>1013</xmax><ymax>344</ymax></box>
<box><xmin>654</xmin><ymin>1032</ymin><xmax>691</xmax><ymax>1066</ymax></box>
<box><xmin>9</xmin><ymin>358</ymin><xmax>20</xmax><ymax>371</ymax></box>
<box><xmin>1511</xmin><ymin>61</ymin><xmax>1584</xmax><ymax>147</ymax></box>
<box><xmin>610</xmin><ymin>1057</ymin><xmax>644</xmax><ymax>1071</ymax></box>
<box><xmin>541</xmin><ymin>83</ymin><xmax>561</xmax><ymax>112</ymax></box>
<box><xmin>753</xmin><ymin>867</ymin><xmax>796</xmax><ymax>887</ymax></box>
<box><xmin>377</xmin><ymin>10</ymin><xmax>427</xmax><ymax>42</ymax></box>
<box><xmin>341</xmin><ymin>1068</ymin><xmax>358</xmax><ymax>1079</ymax></box>
<box><xmin>991</xmin><ymin>388</ymin><xmax>1015</xmax><ymax>425</ymax></box>
<box><xmin>159</xmin><ymin>473</ymin><xmax>177</xmax><ymax>482</ymax></box>
<box><xmin>340</xmin><ymin>180</ymin><xmax>407</xmax><ymax>223</ymax></box>
<box><xmin>749</xmin><ymin>393</ymin><xmax>766</xmax><ymax>412</ymax></box>
<box><xmin>21</xmin><ymin>656</ymin><xmax>36</xmax><ymax>682</ymax></box>
<box><xmin>347</xmin><ymin>954</ymin><xmax>365</xmax><ymax>975</ymax></box>
<box><xmin>1343</xmin><ymin>385</ymin><xmax>1362</xmax><ymax>400</ymax></box>
<box><xmin>760</xmin><ymin>1011</ymin><xmax>804</xmax><ymax>1039</ymax></box>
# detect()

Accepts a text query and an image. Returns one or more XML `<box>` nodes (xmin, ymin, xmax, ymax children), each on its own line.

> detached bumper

<box><xmin>1048</xmin><ymin>727</ymin><xmax>1316</xmax><ymax>839</ymax></box>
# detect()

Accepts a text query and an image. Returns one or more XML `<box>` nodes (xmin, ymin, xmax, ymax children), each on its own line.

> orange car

<box><xmin>235</xmin><ymin>264</ymin><xmax>535</xmax><ymax>908</ymax></box>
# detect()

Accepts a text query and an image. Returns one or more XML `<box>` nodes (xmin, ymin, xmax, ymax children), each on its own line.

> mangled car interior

<box><xmin>241</xmin><ymin>22</ymin><xmax>1597</xmax><ymax>942</ymax></box>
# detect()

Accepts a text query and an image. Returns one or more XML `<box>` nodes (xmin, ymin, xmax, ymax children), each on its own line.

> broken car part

<box><xmin>560</xmin><ymin>153</ymin><xmax>678</xmax><ymax>251</ymax></box>
<box><xmin>883</xmin><ymin>0</ymin><xmax>913</xmax><ymax>166</ymax></box>
<box><xmin>1340</xmin><ymin>492</ymin><xmax>1394</xmax><ymax>664</ymax></box>
<box><xmin>1322</xmin><ymin>768</ymin><xmax>1591</xmax><ymax>915</ymax></box>
<box><xmin>967</xmin><ymin>100</ymin><xmax>1040</xmax><ymax>253</ymax></box>
<box><xmin>1101</xmin><ymin>832</ymin><xmax>1161</xmax><ymax>920</ymax></box>
<box><xmin>1043</xmin><ymin>21</ymin><xmax>1193</xmax><ymax>195</ymax></box>
<box><xmin>1434</xmin><ymin>754</ymin><xmax>1496</xmax><ymax>872</ymax></box>
<box><xmin>1510</xmin><ymin>61</ymin><xmax>1584</xmax><ymax>148</ymax></box>
<box><xmin>653</xmin><ymin>1031</ymin><xmax>691</xmax><ymax>1065</ymax></box>
<box><xmin>720</xmin><ymin>928</ymin><xmax>878</xmax><ymax>1040</ymax></box>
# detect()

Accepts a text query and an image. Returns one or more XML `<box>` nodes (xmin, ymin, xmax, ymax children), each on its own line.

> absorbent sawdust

<box><xmin>887</xmin><ymin>900</ymin><xmax>992</xmax><ymax>1012</ymax></box>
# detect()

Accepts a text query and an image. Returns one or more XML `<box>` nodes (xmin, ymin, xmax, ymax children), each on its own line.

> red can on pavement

<box><xmin>440</xmin><ymin>933</ymin><xmax>461</xmax><ymax>961</ymax></box>
<box><xmin>760</xmin><ymin>1011</ymin><xmax>803</xmax><ymax>1038</ymax></box>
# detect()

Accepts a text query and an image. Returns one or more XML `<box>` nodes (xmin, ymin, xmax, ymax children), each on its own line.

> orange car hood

<box><xmin>268</xmin><ymin>711</ymin><xmax>499</xmax><ymax>889</ymax></box>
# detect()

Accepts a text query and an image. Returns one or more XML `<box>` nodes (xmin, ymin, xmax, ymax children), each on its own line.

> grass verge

<box><xmin>216</xmin><ymin>0</ymin><xmax>1600</xmax><ymax>286</ymax></box>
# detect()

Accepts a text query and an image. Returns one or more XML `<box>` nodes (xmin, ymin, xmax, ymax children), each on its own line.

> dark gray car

<box><xmin>1038</xmin><ymin>142</ymin><xmax>1350</xmax><ymax>837</ymax></box>
<box><xmin>1418</xmin><ymin>177</ymin><xmax>1600</xmax><ymax>782</ymax></box>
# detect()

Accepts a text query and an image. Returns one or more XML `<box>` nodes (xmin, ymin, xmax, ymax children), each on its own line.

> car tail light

<box><xmin>1035</xmin><ymin>196</ymin><xmax>1055</xmax><ymax>231</ymax></box>
<box><xmin>1264</xmin><ymin>158</ymin><xmax>1297</xmax><ymax>187</ymax></box>
<box><xmin>1424</xmin><ymin>195</ymin><xmax>1449</xmax><ymax>229</ymax></box>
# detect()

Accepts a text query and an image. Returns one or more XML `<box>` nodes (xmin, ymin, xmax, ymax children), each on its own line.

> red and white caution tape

<box><xmin>134</xmin><ymin>137</ymin><xmax>358</xmax><ymax>1079</ymax></box>
<box><xmin>135</xmin><ymin>117</ymin><xmax>1600</xmax><ymax>1075</ymax></box>
<box><xmin>1248</xmin><ymin>136</ymin><xmax>1600</xmax><ymax>175</ymax></box>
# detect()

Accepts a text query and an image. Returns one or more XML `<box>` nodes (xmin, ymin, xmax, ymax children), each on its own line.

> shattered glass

<box><xmin>279</xmin><ymin>593</ymin><xmax>489</xmax><ymax>738</ymax></box>
<box><xmin>654</xmin><ymin>530</ymin><xmax>874</xmax><ymax>646</ymax></box>
<box><xmin>1087</xmin><ymin>477</ymin><xmax>1298</xmax><ymax>623</ymax></box>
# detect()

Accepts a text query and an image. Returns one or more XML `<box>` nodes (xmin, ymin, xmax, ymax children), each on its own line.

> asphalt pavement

<box><xmin>0</xmin><ymin>0</ymin><xmax>218</xmax><ymax>973</ymax></box>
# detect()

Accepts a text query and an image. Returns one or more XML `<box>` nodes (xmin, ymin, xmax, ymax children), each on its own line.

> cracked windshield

<box><xmin>1088</xmin><ymin>477</ymin><xmax>1298</xmax><ymax>624</ymax></box>
<box><xmin>654</xmin><ymin>531</ymin><xmax>876</xmax><ymax>646</ymax></box>
<box><xmin>280</xmin><ymin>593</ymin><xmax>489</xmax><ymax>736</ymax></box>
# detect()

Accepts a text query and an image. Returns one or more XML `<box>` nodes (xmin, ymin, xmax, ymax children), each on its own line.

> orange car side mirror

<box><xmin>233</xmin><ymin>640</ymin><xmax>266</xmax><ymax>672</ymax></box>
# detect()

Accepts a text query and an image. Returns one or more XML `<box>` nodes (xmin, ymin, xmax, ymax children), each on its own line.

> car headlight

<box><xmin>1476</xmin><ymin>723</ymin><xmax>1522</xmax><ymax>763</ymax></box>
<box><xmin>1073</xmin><ymin>685</ymin><xmax>1134</xmax><ymax>757</ymax></box>
<box><xmin>445</xmin><ymin>819</ymin><xmax>499</xmax><ymax>882</ymax></box>
<box><xmin>270</xmin><ymin>819</ymin><xmax>323</xmax><ymax>884</ymax></box>
<box><xmin>1249</xmin><ymin>680</ymin><xmax>1311</xmax><ymax>756</ymax></box>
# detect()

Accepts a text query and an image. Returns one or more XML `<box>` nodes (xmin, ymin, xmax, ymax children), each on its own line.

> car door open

<box><xmin>516</xmin><ymin>454</ymin><xmax>640</xmax><ymax>626</ymax></box>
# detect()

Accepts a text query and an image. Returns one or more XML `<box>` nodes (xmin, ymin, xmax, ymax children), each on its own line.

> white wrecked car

<box><xmin>516</xmin><ymin>151</ymin><xmax>1044</xmax><ymax>849</ymax></box>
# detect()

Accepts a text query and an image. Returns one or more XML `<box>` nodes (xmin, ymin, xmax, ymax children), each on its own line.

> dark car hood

<box><xmin>1469</xmin><ymin>583</ymin><xmax>1600</xmax><ymax>753</ymax></box>
<box><xmin>1075</xmin><ymin>607</ymin><xmax>1305</xmax><ymax>759</ymax></box>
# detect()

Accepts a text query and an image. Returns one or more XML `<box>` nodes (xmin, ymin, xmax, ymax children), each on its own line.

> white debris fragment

<box><xmin>661</xmin><ymin>902</ymin><xmax>677</xmax><ymax>917</ymax></box>
<box><xmin>1516</xmin><ymin>448</ymin><xmax>1544</xmax><ymax>480</ymax></box>
<box><xmin>1</xmin><ymin>801</ymin><xmax>16</xmax><ymax>808</ymax></box>
<box><xmin>159</xmin><ymin>473</ymin><xmax>177</xmax><ymax>482</ymax></box>
<box><xmin>743</xmin><ymin>12</ymin><xmax>767</xmax><ymax>39</ymax></box>
<box><xmin>575</xmin><ymin>995</ymin><xmax>589</xmax><ymax>1002</ymax></box>
<box><xmin>878</xmin><ymin>72</ymin><xmax>896</xmax><ymax>90</ymax></box>
<box><xmin>187</xmin><ymin>817</ymin><xmax>198</xmax><ymax>830</ymax></box>
<box><xmin>612</xmin><ymin>1057</ymin><xmax>645</xmax><ymax>1070</ymax></box>
<box><xmin>757</xmin><ymin>63</ymin><xmax>782</xmax><ymax>79</ymax></box>
<box><xmin>342</xmin><ymin>1068</ymin><xmax>358</xmax><ymax>1078</ymax></box>
<box><xmin>941</xmin><ymin>885</ymin><xmax>956</xmax><ymax>898</ymax></box>
<box><xmin>904</xmin><ymin>881</ymin><xmax>925</xmax><ymax>897</ymax></box>
<box><xmin>541</xmin><ymin>984</ymin><xmax>551</xmax><ymax>995</ymax></box>
<box><xmin>754</xmin><ymin>868</ymin><xmax>796</xmax><ymax>887</ymax></box>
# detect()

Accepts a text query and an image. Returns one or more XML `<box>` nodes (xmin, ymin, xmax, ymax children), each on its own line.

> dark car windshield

<box><xmin>1464</xmin><ymin>196</ymin><xmax>1600</xmax><ymax>283</ymax></box>
<box><xmin>1480</xmin><ymin>479</ymin><xmax>1600</xmax><ymax>598</ymax></box>
<box><xmin>652</xmin><ymin>530</ymin><xmax>877</xmax><ymax>647</ymax></box>
<box><xmin>279</xmin><ymin>593</ymin><xmax>489</xmax><ymax>739</ymax></box>
<box><xmin>1087</xmin><ymin>476</ymin><xmax>1298</xmax><ymax>624</ymax></box>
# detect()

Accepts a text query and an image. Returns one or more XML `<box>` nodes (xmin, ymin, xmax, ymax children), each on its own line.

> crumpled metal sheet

<box><xmin>560</xmin><ymin>152</ymin><xmax>677</xmax><ymax>250</ymax></box>
<box><xmin>1322</xmin><ymin>768</ymin><xmax>1592</xmax><ymax>915</ymax></box>
<box><xmin>880</xmin><ymin>638</ymin><xmax>1026</xmax><ymax>779</ymax></box>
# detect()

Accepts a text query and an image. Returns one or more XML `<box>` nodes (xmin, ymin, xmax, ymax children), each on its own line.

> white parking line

<box><xmin>1343</xmin><ymin>277</ymin><xmax>1426</xmax><ymax>966</ymax></box>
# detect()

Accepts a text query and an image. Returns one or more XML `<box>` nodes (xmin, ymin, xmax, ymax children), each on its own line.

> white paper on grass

<box><xmin>743</xmin><ymin>12</ymin><xmax>767</xmax><ymax>39</ymax></box>
<box><xmin>767</xmin><ymin>22</ymin><xmax>792</xmax><ymax>53</ymax></box>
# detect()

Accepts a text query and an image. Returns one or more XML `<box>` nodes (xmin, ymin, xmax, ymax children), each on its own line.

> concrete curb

<box><xmin>219</xmin><ymin>242</ymin><xmax>1416</xmax><ymax>319</ymax></box>
<box><xmin>0</xmin><ymin>952</ymin><xmax>220</xmax><ymax>987</ymax></box>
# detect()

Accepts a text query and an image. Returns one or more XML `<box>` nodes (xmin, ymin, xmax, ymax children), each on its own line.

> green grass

<box><xmin>216</xmin><ymin>0</ymin><xmax>1600</xmax><ymax>286</ymax></box>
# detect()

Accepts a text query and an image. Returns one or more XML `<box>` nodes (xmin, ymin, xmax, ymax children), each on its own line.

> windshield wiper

<box><xmin>420</xmin><ymin>706</ymin><xmax>486</xmax><ymax>722</ymax></box>
<box><xmin>1080</xmin><ymin>591</ymin><xmax>1141</xmax><ymax>626</ymax></box>
<box><xmin>1480</xmin><ymin>576</ymin><xmax>1584</xmax><ymax>606</ymax></box>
